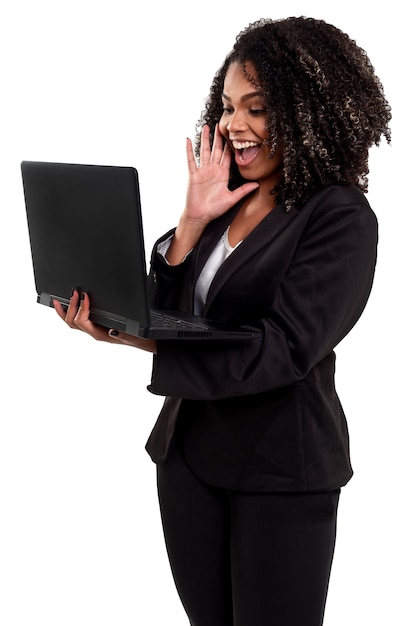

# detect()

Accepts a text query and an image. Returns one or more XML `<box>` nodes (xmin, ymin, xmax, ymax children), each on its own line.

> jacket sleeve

<box><xmin>147</xmin><ymin>191</ymin><xmax>378</xmax><ymax>401</ymax></box>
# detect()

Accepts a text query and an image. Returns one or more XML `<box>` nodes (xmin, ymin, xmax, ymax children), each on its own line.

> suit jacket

<box><xmin>145</xmin><ymin>185</ymin><xmax>378</xmax><ymax>492</ymax></box>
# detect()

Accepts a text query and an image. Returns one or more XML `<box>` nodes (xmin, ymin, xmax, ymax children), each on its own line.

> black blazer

<box><xmin>145</xmin><ymin>185</ymin><xmax>378</xmax><ymax>492</ymax></box>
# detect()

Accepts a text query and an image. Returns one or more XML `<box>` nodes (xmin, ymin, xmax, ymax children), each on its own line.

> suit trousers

<box><xmin>156</xmin><ymin>435</ymin><xmax>340</xmax><ymax>626</ymax></box>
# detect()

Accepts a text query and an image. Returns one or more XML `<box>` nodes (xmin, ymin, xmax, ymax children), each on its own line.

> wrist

<box><xmin>165</xmin><ymin>214</ymin><xmax>207</xmax><ymax>265</ymax></box>
<box><xmin>177</xmin><ymin>212</ymin><xmax>209</xmax><ymax>237</ymax></box>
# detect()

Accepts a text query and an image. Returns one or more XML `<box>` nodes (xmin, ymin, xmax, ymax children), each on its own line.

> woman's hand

<box><xmin>52</xmin><ymin>290</ymin><xmax>157</xmax><ymax>353</ymax></box>
<box><xmin>166</xmin><ymin>124</ymin><xmax>259</xmax><ymax>265</ymax></box>
<box><xmin>185</xmin><ymin>124</ymin><xmax>259</xmax><ymax>225</ymax></box>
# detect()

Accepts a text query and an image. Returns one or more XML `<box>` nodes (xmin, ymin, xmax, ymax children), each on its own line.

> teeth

<box><xmin>232</xmin><ymin>141</ymin><xmax>259</xmax><ymax>150</ymax></box>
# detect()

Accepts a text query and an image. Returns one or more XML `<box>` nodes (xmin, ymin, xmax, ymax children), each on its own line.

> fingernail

<box><xmin>80</xmin><ymin>292</ymin><xmax>86</xmax><ymax>302</ymax></box>
<box><xmin>109</xmin><ymin>329</ymin><xmax>119</xmax><ymax>337</ymax></box>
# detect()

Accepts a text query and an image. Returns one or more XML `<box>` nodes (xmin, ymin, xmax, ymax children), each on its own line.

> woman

<box><xmin>54</xmin><ymin>17</ymin><xmax>391</xmax><ymax>626</ymax></box>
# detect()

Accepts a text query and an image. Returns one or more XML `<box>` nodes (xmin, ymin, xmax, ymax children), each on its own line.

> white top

<box><xmin>194</xmin><ymin>227</ymin><xmax>242</xmax><ymax>315</ymax></box>
<box><xmin>157</xmin><ymin>227</ymin><xmax>242</xmax><ymax>316</ymax></box>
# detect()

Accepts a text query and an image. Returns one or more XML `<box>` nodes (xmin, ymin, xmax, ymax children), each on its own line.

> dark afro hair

<box><xmin>195</xmin><ymin>16</ymin><xmax>391</xmax><ymax>212</ymax></box>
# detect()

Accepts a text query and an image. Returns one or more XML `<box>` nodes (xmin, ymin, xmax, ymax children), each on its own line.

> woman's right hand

<box><xmin>52</xmin><ymin>290</ymin><xmax>157</xmax><ymax>353</ymax></box>
<box><xmin>166</xmin><ymin>124</ymin><xmax>259</xmax><ymax>265</ymax></box>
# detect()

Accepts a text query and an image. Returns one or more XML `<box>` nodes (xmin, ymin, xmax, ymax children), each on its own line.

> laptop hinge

<box><xmin>126</xmin><ymin>319</ymin><xmax>141</xmax><ymax>336</ymax></box>
<box><xmin>39</xmin><ymin>292</ymin><xmax>52</xmax><ymax>306</ymax></box>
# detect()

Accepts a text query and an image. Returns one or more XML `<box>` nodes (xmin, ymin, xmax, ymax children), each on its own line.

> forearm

<box><xmin>165</xmin><ymin>214</ymin><xmax>207</xmax><ymax>266</ymax></box>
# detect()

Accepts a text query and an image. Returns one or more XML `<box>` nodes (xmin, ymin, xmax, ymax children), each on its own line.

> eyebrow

<box><xmin>222</xmin><ymin>91</ymin><xmax>263</xmax><ymax>103</ymax></box>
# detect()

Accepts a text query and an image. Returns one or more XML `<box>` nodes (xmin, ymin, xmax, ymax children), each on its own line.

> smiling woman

<box><xmin>144</xmin><ymin>17</ymin><xmax>391</xmax><ymax>626</ymax></box>
<box><xmin>51</xmin><ymin>15</ymin><xmax>391</xmax><ymax>626</ymax></box>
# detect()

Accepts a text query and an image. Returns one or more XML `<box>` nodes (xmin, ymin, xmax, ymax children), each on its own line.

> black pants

<box><xmin>157</xmin><ymin>439</ymin><xmax>340</xmax><ymax>626</ymax></box>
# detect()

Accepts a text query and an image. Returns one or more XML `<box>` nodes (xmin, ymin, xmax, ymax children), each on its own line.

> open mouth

<box><xmin>231</xmin><ymin>140</ymin><xmax>261</xmax><ymax>166</ymax></box>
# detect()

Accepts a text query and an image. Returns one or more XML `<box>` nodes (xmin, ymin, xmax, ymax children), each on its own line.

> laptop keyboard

<box><xmin>151</xmin><ymin>310</ymin><xmax>206</xmax><ymax>330</ymax></box>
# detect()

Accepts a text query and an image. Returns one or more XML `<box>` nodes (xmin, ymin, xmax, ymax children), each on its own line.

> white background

<box><xmin>0</xmin><ymin>1</ymin><xmax>415</xmax><ymax>624</ymax></box>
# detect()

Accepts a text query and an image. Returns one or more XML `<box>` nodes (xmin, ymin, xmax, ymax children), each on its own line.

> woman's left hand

<box><xmin>52</xmin><ymin>289</ymin><xmax>157</xmax><ymax>353</ymax></box>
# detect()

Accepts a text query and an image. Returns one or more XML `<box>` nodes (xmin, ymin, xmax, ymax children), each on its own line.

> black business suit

<box><xmin>146</xmin><ymin>184</ymin><xmax>378</xmax><ymax>492</ymax></box>
<box><xmin>146</xmin><ymin>184</ymin><xmax>377</xmax><ymax>625</ymax></box>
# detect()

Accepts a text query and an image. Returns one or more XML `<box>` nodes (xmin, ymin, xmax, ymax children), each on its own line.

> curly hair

<box><xmin>195</xmin><ymin>17</ymin><xmax>391</xmax><ymax>212</ymax></box>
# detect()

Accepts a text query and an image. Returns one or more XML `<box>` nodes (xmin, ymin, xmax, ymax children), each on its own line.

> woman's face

<box><xmin>219</xmin><ymin>61</ymin><xmax>283</xmax><ymax>188</ymax></box>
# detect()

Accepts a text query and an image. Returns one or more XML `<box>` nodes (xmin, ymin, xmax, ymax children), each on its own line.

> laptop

<box><xmin>21</xmin><ymin>161</ymin><xmax>259</xmax><ymax>340</ymax></box>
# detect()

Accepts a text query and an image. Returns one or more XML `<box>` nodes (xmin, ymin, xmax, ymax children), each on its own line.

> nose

<box><xmin>226</xmin><ymin>109</ymin><xmax>248</xmax><ymax>133</ymax></box>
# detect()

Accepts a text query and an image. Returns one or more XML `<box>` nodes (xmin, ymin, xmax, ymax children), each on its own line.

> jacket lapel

<box><xmin>193</xmin><ymin>203</ymin><xmax>242</xmax><ymax>279</ymax></box>
<box><xmin>203</xmin><ymin>204</ymin><xmax>300</xmax><ymax>314</ymax></box>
